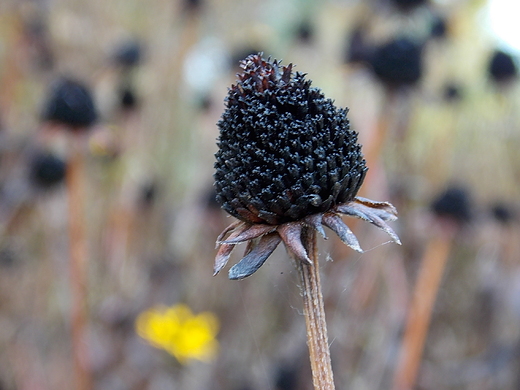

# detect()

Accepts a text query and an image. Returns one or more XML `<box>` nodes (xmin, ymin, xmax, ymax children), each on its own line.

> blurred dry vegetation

<box><xmin>0</xmin><ymin>0</ymin><xmax>520</xmax><ymax>389</ymax></box>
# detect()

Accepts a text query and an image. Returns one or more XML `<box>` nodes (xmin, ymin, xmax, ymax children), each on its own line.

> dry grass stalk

<box><xmin>393</xmin><ymin>231</ymin><xmax>452</xmax><ymax>390</ymax></box>
<box><xmin>66</xmin><ymin>139</ymin><xmax>92</xmax><ymax>390</ymax></box>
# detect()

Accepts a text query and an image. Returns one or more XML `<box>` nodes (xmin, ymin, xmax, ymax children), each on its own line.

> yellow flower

<box><xmin>135</xmin><ymin>303</ymin><xmax>219</xmax><ymax>364</ymax></box>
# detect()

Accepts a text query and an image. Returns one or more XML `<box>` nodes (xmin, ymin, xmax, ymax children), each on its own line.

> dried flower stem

<box><xmin>67</xmin><ymin>141</ymin><xmax>91</xmax><ymax>390</ymax></box>
<box><xmin>297</xmin><ymin>227</ymin><xmax>335</xmax><ymax>390</ymax></box>
<box><xmin>393</xmin><ymin>232</ymin><xmax>452</xmax><ymax>390</ymax></box>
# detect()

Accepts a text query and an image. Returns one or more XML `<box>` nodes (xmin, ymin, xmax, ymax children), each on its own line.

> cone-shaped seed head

<box><xmin>488</xmin><ymin>50</ymin><xmax>517</xmax><ymax>83</ymax></box>
<box><xmin>215</xmin><ymin>54</ymin><xmax>367</xmax><ymax>225</ymax></box>
<box><xmin>30</xmin><ymin>152</ymin><xmax>66</xmax><ymax>189</ymax></box>
<box><xmin>370</xmin><ymin>38</ymin><xmax>423</xmax><ymax>87</ymax></box>
<box><xmin>42</xmin><ymin>77</ymin><xmax>97</xmax><ymax>128</ymax></box>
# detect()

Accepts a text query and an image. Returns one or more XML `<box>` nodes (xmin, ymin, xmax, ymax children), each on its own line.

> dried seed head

<box><xmin>42</xmin><ymin>78</ymin><xmax>97</xmax><ymax>129</ymax></box>
<box><xmin>390</xmin><ymin>0</ymin><xmax>429</xmax><ymax>11</ymax></box>
<box><xmin>214</xmin><ymin>54</ymin><xmax>400</xmax><ymax>280</ymax></box>
<box><xmin>29</xmin><ymin>151</ymin><xmax>66</xmax><ymax>189</ymax></box>
<box><xmin>488</xmin><ymin>49</ymin><xmax>517</xmax><ymax>83</ymax></box>
<box><xmin>430</xmin><ymin>15</ymin><xmax>448</xmax><ymax>39</ymax></box>
<box><xmin>214</xmin><ymin>54</ymin><xmax>367</xmax><ymax>225</ymax></box>
<box><xmin>490</xmin><ymin>202</ymin><xmax>516</xmax><ymax>225</ymax></box>
<box><xmin>370</xmin><ymin>38</ymin><xmax>423</xmax><ymax>88</ymax></box>
<box><xmin>113</xmin><ymin>39</ymin><xmax>142</xmax><ymax>68</ymax></box>
<box><xmin>431</xmin><ymin>186</ymin><xmax>472</xmax><ymax>223</ymax></box>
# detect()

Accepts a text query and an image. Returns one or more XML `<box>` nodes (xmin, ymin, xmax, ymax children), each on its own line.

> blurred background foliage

<box><xmin>0</xmin><ymin>0</ymin><xmax>520</xmax><ymax>389</ymax></box>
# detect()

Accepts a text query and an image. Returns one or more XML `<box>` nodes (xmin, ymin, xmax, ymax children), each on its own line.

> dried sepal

<box><xmin>304</xmin><ymin>213</ymin><xmax>327</xmax><ymax>239</ymax></box>
<box><xmin>214</xmin><ymin>243</ymin><xmax>236</xmax><ymax>276</ymax></box>
<box><xmin>278</xmin><ymin>223</ymin><xmax>312</xmax><ymax>265</ymax></box>
<box><xmin>322</xmin><ymin>213</ymin><xmax>363</xmax><ymax>253</ymax></box>
<box><xmin>216</xmin><ymin>220</ymin><xmax>245</xmax><ymax>244</ymax></box>
<box><xmin>228</xmin><ymin>233</ymin><xmax>282</xmax><ymax>280</ymax></box>
<box><xmin>352</xmin><ymin>197</ymin><xmax>398</xmax><ymax>221</ymax></box>
<box><xmin>336</xmin><ymin>201</ymin><xmax>401</xmax><ymax>245</ymax></box>
<box><xmin>214</xmin><ymin>222</ymin><xmax>250</xmax><ymax>275</ymax></box>
<box><xmin>219</xmin><ymin>224</ymin><xmax>275</xmax><ymax>245</ymax></box>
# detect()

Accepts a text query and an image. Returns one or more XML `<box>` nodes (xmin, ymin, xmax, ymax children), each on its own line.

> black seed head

<box><xmin>431</xmin><ymin>186</ymin><xmax>472</xmax><ymax>223</ymax></box>
<box><xmin>488</xmin><ymin>50</ymin><xmax>517</xmax><ymax>83</ymax></box>
<box><xmin>139</xmin><ymin>181</ymin><xmax>159</xmax><ymax>208</ymax></box>
<box><xmin>214</xmin><ymin>54</ymin><xmax>367</xmax><ymax>225</ymax></box>
<box><xmin>370</xmin><ymin>38</ymin><xmax>423</xmax><ymax>88</ymax></box>
<box><xmin>344</xmin><ymin>26</ymin><xmax>370</xmax><ymax>64</ymax></box>
<box><xmin>113</xmin><ymin>40</ymin><xmax>142</xmax><ymax>67</ymax></box>
<box><xmin>295</xmin><ymin>19</ymin><xmax>315</xmax><ymax>44</ymax></box>
<box><xmin>0</xmin><ymin>246</ymin><xmax>17</xmax><ymax>268</ymax></box>
<box><xmin>42</xmin><ymin>78</ymin><xmax>97</xmax><ymax>128</ymax></box>
<box><xmin>430</xmin><ymin>15</ymin><xmax>448</xmax><ymax>39</ymax></box>
<box><xmin>29</xmin><ymin>152</ymin><xmax>67</xmax><ymax>189</ymax></box>
<box><xmin>443</xmin><ymin>83</ymin><xmax>463</xmax><ymax>102</ymax></box>
<box><xmin>390</xmin><ymin>0</ymin><xmax>429</xmax><ymax>11</ymax></box>
<box><xmin>120</xmin><ymin>86</ymin><xmax>139</xmax><ymax>110</ymax></box>
<box><xmin>490</xmin><ymin>202</ymin><xmax>516</xmax><ymax>225</ymax></box>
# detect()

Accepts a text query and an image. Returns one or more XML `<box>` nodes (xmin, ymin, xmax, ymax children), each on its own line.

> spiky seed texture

<box><xmin>215</xmin><ymin>54</ymin><xmax>368</xmax><ymax>226</ymax></box>
<box><xmin>214</xmin><ymin>54</ymin><xmax>400</xmax><ymax>280</ymax></box>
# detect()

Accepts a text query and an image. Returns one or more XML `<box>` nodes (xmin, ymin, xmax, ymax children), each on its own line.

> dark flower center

<box><xmin>215</xmin><ymin>54</ymin><xmax>367</xmax><ymax>225</ymax></box>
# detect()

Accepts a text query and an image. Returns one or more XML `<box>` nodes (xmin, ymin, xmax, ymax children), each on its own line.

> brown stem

<box><xmin>297</xmin><ymin>227</ymin><xmax>335</xmax><ymax>390</ymax></box>
<box><xmin>67</xmin><ymin>141</ymin><xmax>91</xmax><ymax>390</ymax></box>
<box><xmin>392</xmin><ymin>232</ymin><xmax>452</xmax><ymax>390</ymax></box>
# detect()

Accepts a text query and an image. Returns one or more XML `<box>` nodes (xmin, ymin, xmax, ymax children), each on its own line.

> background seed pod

<box><xmin>29</xmin><ymin>152</ymin><xmax>67</xmax><ymax>189</ymax></box>
<box><xmin>41</xmin><ymin>78</ymin><xmax>97</xmax><ymax>129</ymax></box>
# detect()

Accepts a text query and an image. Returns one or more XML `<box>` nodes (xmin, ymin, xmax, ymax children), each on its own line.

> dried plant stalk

<box><xmin>297</xmin><ymin>227</ymin><xmax>335</xmax><ymax>390</ymax></box>
<box><xmin>67</xmin><ymin>143</ymin><xmax>91</xmax><ymax>390</ymax></box>
<box><xmin>393</xmin><ymin>233</ymin><xmax>452</xmax><ymax>390</ymax></box>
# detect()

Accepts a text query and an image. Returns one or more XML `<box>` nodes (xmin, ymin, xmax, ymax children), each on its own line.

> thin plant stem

<box><xmin>67</xmin><ymin>139</ymin><xmax>91</xmax><ymax>390</ymax></box>
<box><xmin>392</xmin><ymin>232</ymin><xmax>452</xmax><ymax>390</ymax></box>
<box><xmin>297</xmin><ymin>227</ymin><xmax>335</xmax><ymax>390</ymax></box>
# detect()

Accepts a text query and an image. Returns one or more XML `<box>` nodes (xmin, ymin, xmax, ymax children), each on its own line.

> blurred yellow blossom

<box><xmin>135</xmin><ymin>303</ymin><xmax>219</xmax><ymax>364</ymax></box>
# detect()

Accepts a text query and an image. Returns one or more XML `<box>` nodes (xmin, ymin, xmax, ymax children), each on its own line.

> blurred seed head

<box><xmin>369</xmin><ymin>38</ymin><xmax>423</xmax><ymax>88</ymax></box>
<box><xmin>389</xmin><ymin>0</ymin><xmax>429</xmax><ymax>12</ymax></box>
<box><xmin>443</xmin><ymin>83</ymin><xmax>463</xmax><ymax>102</ymax></box>
<box><xmin>41</xmin><ymin>77</ymin><xmax>97</xmax><ymax>129</ymax></box>
<box><xmin>430</xmin><ymin>15</ymin><xmax>448</xmax><ymax>39</ymax></box>
<box><xmin>490</xmin><ymin>202</ymin><xmax>517</xmax><ymax>225</ymax></box>
<box><xmin>488</xmin><ymin>49</ymin><xmax>518</xmax><ymax>84</ymax></box>
<box><xmin>344</xmin><ymin>26</ymin><xmax>370</xmax><ymax>65</ymax></box>
<box><xmin>139</xmin><ymin>180</ymin><xmax>159</xmax><ymax>208</ymax></box>
<box><xmin>0</xmin><ymin>246</ymin><xmax>17</xmax><ymax>268</ymax></box>
<box><xmin>119</xmin><ymin>86</ymin><xmax>139</xmax><ymax>111</ymax></box>
<box><xmin>113</xmin><ymin>39</ymin><xmax>142</xmax><ymax>68</ymax></box>
<box><xmin>29</xmin><ymin>151</ymin><xmax>67</xmax><ymax>189</ymax></box>
<box><xmin>295</xmin><ymin>19</ymin><xmax>315</xmax><ymax>45</ymax></box>
<box><xmin>275</xmin><ymin>365</ymin><xmax>299</xmax><ymax>390</ymax></box>
<box><xmin>183</xmin><ymin>0</ymin><xmax>204</xmax><ymax>14</ymax></box>
<box><xmin>431</xmin><ymin>186</ymin><xmax>472</xmax><ymax>223</ymax></box>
